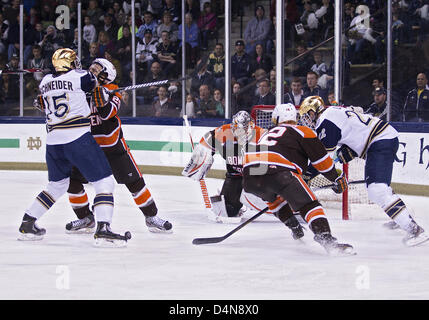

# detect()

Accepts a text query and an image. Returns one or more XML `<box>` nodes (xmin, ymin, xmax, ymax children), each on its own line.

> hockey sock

<box><xmin>93</xmin><ymin>193</ymin><xmax>114</xmax><ymax>223</ymax></box>
<box><xmin>126</xmin><ymin>179</ymin><xmax>158</xmax><ymax>217</ymax></box>
<box><xmin>384</xmin><ymin>199</ymin><xmax>415</xmax><ymax>231</ymax></box>
<box><xmin>68</xmin><ymin>191</ymin><xmax>91</xmax><ymax>219</ymax></box>
<box><xmin>25</xmin><ymin>190</ymin><xmax>56</xmax><ymax>220</ymax></box>
<box><xmin>298</xmin><ymin>201</ymin><xmax>330</xmax><ymax>234</ymax></box>
<box><xmin>275</xmin><ymin>204</ymin><xmax>294</xmax><ymax>223</ymax></box>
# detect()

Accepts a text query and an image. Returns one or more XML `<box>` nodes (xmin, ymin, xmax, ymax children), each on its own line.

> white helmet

<box><xmin>272</xmin><ymin>103</ymin><xmax>297</xmax><ymax>125</ymax></box>
<box><xmin>91</xmin><ymin>58</ymin><xmax>117</xmax><ymax>84</ymax></box>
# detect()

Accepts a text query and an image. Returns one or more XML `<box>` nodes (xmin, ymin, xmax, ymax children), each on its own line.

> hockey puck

<box><xmin>124</xmin><ymin>231</ymin><xmax>132</xmax><ymax>240</ymax></box>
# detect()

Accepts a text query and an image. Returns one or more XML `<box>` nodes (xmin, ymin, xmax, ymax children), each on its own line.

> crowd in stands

<box><xmin>0</xmin><ymin>0</ymin><xmax>428</xmax><ymax>122</ymax></box>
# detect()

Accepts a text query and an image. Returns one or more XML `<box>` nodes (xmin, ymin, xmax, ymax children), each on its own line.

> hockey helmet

<box><xmin>90</xmin><ymin>58</ymin><xmax>117</xmax><ymax>84</ymax></box>
<box><xmin>298</xmin><ymin>96</ymin><xmax>325</xmax><ymax>128</ymax></box>
<box><xmin>231</xmin><ymin>111</ymin><xmax>255</xmax><ymax>145</ymax></box>
<box><xmin>272</xmin><ymin>103</ymin><xmax>297</xmax><ymax>125</ymax></box>
<box><xmin>52</xmin><ymin>48</ymin><xmax>81</xmax><ymax>72</ymax></box>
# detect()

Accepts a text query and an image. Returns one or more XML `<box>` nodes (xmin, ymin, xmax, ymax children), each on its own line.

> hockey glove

<box><xmin>332</xmin><ymin>172</ymin><xmax>348</xmax><ymax>194</ymax></box>
<box><xmin>92</xmin><ymin>86</ymin><xmax>109</xmax><ymax>108</ymax></box>
<box><xmin>336</xmin><ymin>145</ymin><xmax>357</xmax><ymax>164</ymax></box>
<box><xmin>33</xmin><ymin>94</ymin><xmax>45</xmax><ymax>112</ymax></box>
<box><xmin>182</xmin><ymin>143</ymin><xmax>214</xmax><ymax>181</ymax></box>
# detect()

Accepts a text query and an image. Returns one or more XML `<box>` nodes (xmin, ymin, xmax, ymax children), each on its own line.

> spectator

<box><xmin>284</xmin><ymin>77</ymin><xmax>304</xmax><ymax>106</ymax></box>
<box><xmin>190</xmin><ymin>60</ymin><xmax>214</xmax><ymax>97</ymax></box>
<box><xmin>250</xmin><ymin>43</ymin><xmax>273</xmax><ymax>75</ymax></box>
<box><xmin>403</xmin><ymin>72</ymin><xmax>429</xmax><ymax>122</ymax></box>
<box><xmin>207</xmin><ymin>42</ymin><xmax>225</xmax><ymax>91</ymax></box>
<box><xmin>310</xmin><ymin>50</ymin><xmax>328</xmax><ymax>77</ymax></box>
<box><xmin>0</xmin><ymin>13</ymin><xmax>9</xmax><ymax>56</ymax></box>
<box><xmin>253</xmin><ymin>78</ymin><xmax>276</xmax><ymax>106</ymax></box>
<box><xmin>152</xmin><ymin>85</ymin><xmax>178</xmax><ymax>117</ymax></box>
<box><xmin>117</xmin><ymin>14</ymin><xmax>139</xmax><ymax>41</ymax></box>
<box><xmin>7</xmin><ymin>13</ymin><xmax>36</xmax><ymax>64</ymax></box>
<box><xmin>303</xmin><ymin>71</ymin><xmax>328</xmax><ymax>104</ymax></box>
<box><xmin>178</xmin><ymin>13</ymin><xmax>200</xmax><ymax>68</ymax></box>
<box><xmin>38</xmin><ymin>25</ymin><xmax>63</xmax><ymax>61</ymax></box>
<box><xmin>68</xmin><ymin>28</ymin><xmax>88</xmax><ymax>56</ymax></box>
<box><xmin>147</xmin><ymin>0</ymin><xmax>164</xmax><ymax>19</ymax></box>
<box><xmin>244</xmin><ymin>5</ymin><xmax>272</xmax><ymax>54</ymax></box>
<box><xmin>136</xmin><ymin>29</ymin><xmax>158</xmax><ymax>72</ymax></box>
<box><xmin>137</xmin><ymin>11</ymin><xmax>158</xmax><ymax>41</ymax></box>
<box><xmin>86</xmin><ymin>0</ymin><xmax>103</xmax><ymax>27</ymax></box>
<box><xmin>116</xmin><ymin>25</ymin><xmax>133</xmax><ymax>76</ymax></box>
<box><xmin>299</xmin><ymin>1</ymin><xmax>319</xmax><ymax>46</ymax></box>
<box><xmin>364</xmin><ymin>87</ymin><xmax>401</xmax><ymax>121</ymax></box>
<box><xmin>101</xmin><ymin>13</ymin><xmax>118</xmax><ymax>42</ymax></box>
<box><xmin>83</xmin><ymin>15</ymin><xmax>97</xmax><ymax>45</ymax></box>
<box><xmin>231</xmin><ymin>40</ymin><xmax>252</xmax><ymax>86</ymax></box>
<box><xmin>185</xmin><ymin>0</ymin><xmax>201</xmax><ymax>21</ymax></box>
<box><xmin>315</xmin><ymin>0</ymin><xmax>335</xmax><ymax>39</ymax></box>
<box><xmin>33</xmin><ymin>22</ymin><xmax>45</xmax><ymax>45</ymax></box>
<box><xmin>4</xmin><ymin>54</ymin><xmax>20</xmax><ymax>104</ymax></box>
<box><xmin>112</xmin><ymin>2</ymin><xmax>126</xmax><ymax>26</ymax></box>
<box><xmin>27</xmin><ymin>7</ymin><xmax>40</xmax><ymax>28</ymax></box>
<box><xmin>251</xmin><ymin>68</ymin><xmax>269</xmax><ymax>96</ymax></box>
<box><xmin>104</xmin><ymin>49</ymin><xmax>122</xmax><ymax>85</ymax></box>
<box><xmin>197</xmin><ymin>2</ymin><xmax>217</xmax><ymax>51</ymax></box>
<box><xmin>4</xmin><ymin>0</ymin><xmax>20</xmax><ymax>24</ymax></box>
<box><xmin>184</xmin><ymin>93</ymin><xmax>197</xmax><ymax>118</ymax></box>
<box><xmin>97</xmin><ymin>30</ymin><xmax>115</xmax><ymax>58</ymax></box>
<box><xmin>292</xmin><ymin>42</ymin><xmax>315</xmax><ymax>78</ymax></box>
<box><xmin>157</xmin><ymin>11</ymin><xmax>179</xmax><ymax>44</ymax></box>
<box><xmin>82</xmin><ymin>42</ymin><xmax>99</xmax><ymax>69</ymax></box>
<box><xmin>392</xmin><ymin>13</ymin><xmax>406</xmax><ymax>44</ymax></box>
<box><xmin>25</xmin><ymin>45</ymin><xmax>50</xmax><ymax>95</ymax></box>
<box><xmin>213</xmin><ymin>88</ymin><xmax>225</xmax><ymax>117</ymax></box>
<box><xmin>231</xmin><ymin>81</ymin><xmax>248</xmax><ymax>113</ymax></box>
<box><xmin>40</xmin><ymin>4</ymin><xmax>55</xmax><ymax>28</ymax></box>
<box><xmin>346</xmin><ymin>4</ymin><xmax>378</xmax><ymax>64</ymax></box>
<box><xmin>327</xmin><ymin>90</ymin><xmax>338</xmax><ymax>105</ymax></box>
<box><xmin>141</xmin><ymin>61</ymin><xmax>165</xmax><ymax>105</ymax></box>
<box><xmin>156</xmin><ymin>30</ymin><xmax>178</xmax><ymax>78</ymax></box>
<box><xmin>196</xmin><ymin>84</ymin><xmax>217</xmax><ymax>118</ymax></box>
<box><xmin>161</xmin><ymin>0</ymin><xmax>181</xmax><ymax>24</ymax></box>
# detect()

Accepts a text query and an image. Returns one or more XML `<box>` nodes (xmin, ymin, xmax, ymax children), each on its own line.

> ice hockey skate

<box><xmin>403</xmin><ymin>223</ymin><xmax>429</xmax><ymax>247</ymax></box>
<box><xmin>383</xmin><ymin>220</ymin><xmax>400</xmax><ymax>230</ymax></box>
<box><xmin>314</xmin><ymin>232</ymin><xmax>356</xmax><ymax>256</ymax></box>
<box><xmin>93</xmin><ymin>222</ymin><xmax>131</xmax><ymax>247</ymax></box>
<box><xmin>18</xmin><ymin>217</ymin><xmax>46</xmax><ymax>241</ymax></box>
<box><xmin>145</xmin><ymin>215</ymin><xmax>173</xmax><ymax>233</ymax></box>
<box><xmin>285</xmin><ymin>216</ymin><xmax>305</xmax><ymax>240</ymax></box>
<box><xmin>65</xmin><ymin>214</ymin><xmax>95</xmax><ymax>234</ymax></box>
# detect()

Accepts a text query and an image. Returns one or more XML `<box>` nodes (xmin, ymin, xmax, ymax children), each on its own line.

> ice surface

<box><xmin>1</xmin><ymin>170</ymin><xmax>429</xmax><ymax>300</ymax></box>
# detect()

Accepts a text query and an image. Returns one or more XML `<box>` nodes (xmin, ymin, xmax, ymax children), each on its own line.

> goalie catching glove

<box><xmin>182</xmin><ymin>143</ymin><xmax>214</xmax><ymax>181</ymax></box>
<box><xmin>336</xmin><ymin>144</ymin><xmax>358</xmax><ymax>164</ymax></box>
<box><xmin>331</xmin><ymin>172</ymin><xmax>348</xmax><ymax>194</ymax></box>
<box><xmin>33</xmin><ymin>94</ymin><xmax>46</xmax><ymax>112</ymax></box>
<box><xmin>92</xmin><ymin>86</ymin><xmax>110</xmax><ymax>108</ymax></box>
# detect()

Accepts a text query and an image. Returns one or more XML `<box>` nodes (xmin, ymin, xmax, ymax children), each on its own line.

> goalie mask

<box><xmin>272</xmin><ymin>103</ymin><xmax>297</xmax><ymax>125</ymax></box>
<box><xmin>52</xmin><ymin>48</ymin><xmax>81</xmax><ymax>72</ymax></box>
<box><xmin>231</xmin><ymin>111</ymin><xmax>255</xmax><ymax>145</ymax></box>
<box><xmin>298</xmin><ymin>95</ymin><xmax>325</xmax><ymax>129</ymax></box>
<box><xmin>90</xmin><ymin>58</ymin><xmax>117</xmax><ymax>84</ymax></box>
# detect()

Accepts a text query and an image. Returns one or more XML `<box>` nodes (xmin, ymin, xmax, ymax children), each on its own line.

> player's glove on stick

<box><xmin>182</xmin><ymin>143</ymin><xmax>214</xmax><ymax>181</ymax></box>
<box><xmin>33</xmin><ymin>94</ymin><xmax>45</xmax><ymax>112</ymax></box>
<box><xmin>92</xmin><ymin>86</ymin><xmax>109</xmax><ymax>108</ymax></box>
<box><xmin>336</xmin><ymin>145</ymin><xmax>357</xmax><ymax>164</ymax></box>
<box><xmin>332</xmin><ymin>172</ymin><xmax>348</xmax><ymax>194</ymax></box>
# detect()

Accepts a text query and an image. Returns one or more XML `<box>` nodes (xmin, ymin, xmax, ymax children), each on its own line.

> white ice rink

<box><xmin>1</xmin><ymin>170</ymin><xmax>429</xmax><ymax>300</ymax></box>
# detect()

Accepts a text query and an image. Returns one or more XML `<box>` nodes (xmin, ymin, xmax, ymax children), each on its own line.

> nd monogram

<box><xmin>27</xmin><ymin>137</ymin><xmax>42</xmax><ymax>150</ymax></box>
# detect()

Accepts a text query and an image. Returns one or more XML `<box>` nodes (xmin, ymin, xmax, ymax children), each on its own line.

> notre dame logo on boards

<box><xmin>27</xmin><ymin>137</ymin><xmax>42</xmax><ymax>150</ymax></box>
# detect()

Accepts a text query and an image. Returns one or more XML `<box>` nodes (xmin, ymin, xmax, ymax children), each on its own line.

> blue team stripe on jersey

<box><xmin>361</xmin><ymin>120</ymin><xmax>390</xmax><ymax>158</ymax></box>
<box><xmin>46</xmin><ymin>116</ymin><xmax>90</xmax><ymax>132</ymax></box>
<box><xmin>36</xmin><ymin>191</ymin><xmax>55</xmax><ymax>209</ymax></box>
<box><xmin>93</xmin><ymin>193</ymin><xmax>114</xmax><ymax>207</ymax></box>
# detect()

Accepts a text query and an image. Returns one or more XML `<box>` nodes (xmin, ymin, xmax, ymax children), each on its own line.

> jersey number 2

<box><xmin>258</xmin><ymin>127</ymin><xmax>287</xmax><ymax>146</ymax></box>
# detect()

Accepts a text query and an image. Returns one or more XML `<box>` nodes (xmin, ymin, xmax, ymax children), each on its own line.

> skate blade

<box><xmin>17</xmin><ymin>233</ymin><xmax>44</xmax><ymax>241</ymax></box>
<box><xmin>327</xmin><ymin>247</ymin><xmax>357</xmax><ymax>257</ymax></box>
<box><xmin>65</xmin><ymin>227</ymin><xmax>95</xmax><ymax>234</ymax></box>
<box><xmin>404</xmin><ymin>233</ymin><xmax>429</xmax><ymax>247</ymax></box>
<box><xmin>93</xmin><ymin>237</ymin><xmax>128</xmax><ymax>248</ymax></box>
<box><xmin>147</xmin><ymin>227</ymin><xmax>173</xmax><ymax>234</ymax></box>
<box><xmin>207</xmin><ymin>214</ymin><xmax>242</xmax><ymax>224</ymax></box>
<box><xmin>383</xmin><ymin>222</ymin><xmax>400</xmax><ymax>230</ymax></box>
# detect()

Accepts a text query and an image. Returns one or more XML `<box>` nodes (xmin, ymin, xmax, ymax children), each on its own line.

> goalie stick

<box><xmin>192</xmin><ymin>207</ymin><xmax>269</xmax><ymax>245</ymax></box>
<box><xmin>183</xmin><ymin>115</ymin><xmax>213</xmax><ymax>212</ymax></box>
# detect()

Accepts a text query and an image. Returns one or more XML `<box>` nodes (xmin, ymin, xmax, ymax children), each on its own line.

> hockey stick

<box><xmin>192</xmin><ymin>207</ymin><xmax>269</xmax><ymax>245</ymax></box>
<box><xmin>0</xmin><ymin>68</ymin><xmax>43</xmax><ymax>75</ymax></box>
<box><xmin>110</xmin><ymin>75</ymin><xmax>190</xmax><ymax>93</ymax></box>
<box><xmin>183</xmin><ymin>115</ymin><xmax>213</xmax><ymax>211</ymax></box>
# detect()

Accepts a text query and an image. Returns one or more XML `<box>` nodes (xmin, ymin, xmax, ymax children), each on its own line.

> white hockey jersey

<box><xmin>315</xmin><ymin>106</ymin><xmax>398</xmax><ymax>158</ymax></box>
<box><xmin>39</xmin><ymin>69</ymin><xmax>96</xmax><ymax>145</ymax></box>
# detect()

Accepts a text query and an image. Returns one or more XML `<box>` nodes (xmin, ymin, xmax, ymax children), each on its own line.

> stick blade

<box><xmin>192</xmin><ymin>237</ymin><xmax>225</xmax><ymax>245</ymax></box>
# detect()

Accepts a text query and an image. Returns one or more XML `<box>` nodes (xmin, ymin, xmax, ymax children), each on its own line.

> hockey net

<box><xmin>250</xmin><ymin>105</ymin><xmax>373</xmax><ymax>220</ymax></box>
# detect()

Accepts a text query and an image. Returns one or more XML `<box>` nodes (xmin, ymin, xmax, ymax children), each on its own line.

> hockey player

<box><xmin>20</xmin><ymin>48</ymin><xmax>131</xmax><ymax>247</ymax></box>
<box><xmin>298</xmin><ymin>96</ymin><xmax>428</xmax><ymax>247</ymax></box>
<box><xmin>182</xmin><ymin>110</ymin><xmax>305</xmax><ymax>240</ymax></box>
<box><xmin>65</xmin><ymin>58</ymin><xmax>172</xmax><ymax>234</ymax></box>
<box><xmin>242</xmin><ymin>103</ymin><xmax>354</xmax><ymax>255</ymax></box>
